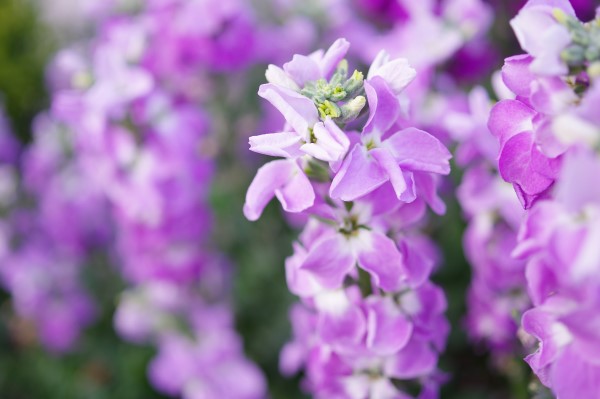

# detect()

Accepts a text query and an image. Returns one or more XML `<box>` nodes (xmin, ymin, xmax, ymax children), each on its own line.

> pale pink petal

<box><xmin>275</xmin><ymin>165</ymin><xmax>316</xmax><ymax>213</ymax></box>
<box><xmin>384</xmin><ymin>338</ymin><xmax>438</xmax><ymax>379</ymax></box>
<box><xmin>366</xmin><ymin>296</ymin><xmax>413</xmax><ymax>356</ymax></box>
<box><xmin>502</xmin><ymin>54</ymin><xmax>535</xmax><ymax>97</ymax></box>
<box><xmin>258</xmin><ymin>84</ymin><xmax>318</xmax><ymax>138</ymax></box>
<box><xmin>488</xmin><ymin>99</ymin><xmax>535</xmax><ymax>148</ymax></box>
<box><xmin>330</xmin><ymin>144</ymin><xmax>388</xmax><ymax>201</ymax></box>
<box><xmin>363</xmin><ymin>77</ymin><xmax>400</xmax><ymax>136</ymax></box>
<box><xmin>244</xmin><ymin>159</ymin><xmax>314</xmax><ymax>221</ymax></box>
<box><xmin>300</xmin><ymin>118</ymin><xmax>349</xmax><ymax>162</ymax></box>
<box><xmin>282</xmin><ymin>54</ymin><xmax>320</xmax><ymax>87</ymax></box>
<box><xmin>385</xmin><ymin>127</ymin><xmax>451</xmax><ymax>175</ymax></box>
<box><xmin>249</xmin><ymin>132</ymin><xmax>302</xmax><ymax>158</ymax></box>
<box><xmin>354</xmin><ymin>230</ymin><xmax>405</xmax><ymax>292</ymax></box>
<box><xmin>370</xmin><ymin>147</ymin><xmax>407</xmax><ymax>199</ymax></box>
<box><xmin>300</xmin><ymin>235</ymin><xmax>355</xmax><ymax>289</ymax></box>
<box><xmin>319</xmin><ymin>38</ymin><xmax>350</xmax><ymax>79</ymax></box>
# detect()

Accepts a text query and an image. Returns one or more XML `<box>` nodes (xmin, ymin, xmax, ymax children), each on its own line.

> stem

<box><xmin>358</xmin><ymin>267</ymin><xmax>373</xmax><ymax>297</ymax></box>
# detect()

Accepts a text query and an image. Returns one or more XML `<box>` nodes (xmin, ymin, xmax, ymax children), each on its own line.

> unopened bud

<box><xmin>588</xmin><ymin>61</ymin><xmax>600</xmax><ymax>78</ymax></box>
<box><xmin>318</xmin><ymin>100</ymin><xmax>341</xmax><ymax>119</ymax></box>
<box><xmin>561</xmin><ymin>45</ymin><xmax>586</xmax><ymax>66</ymax></box>
<box><xmin>344</xmin><ymin>70</ymin><xmax>364</xmax><ymax>96</ymax></box>
<box><xmin>585</xmin><ymin>45</ymin><xmax>600</xmax><ymax>62</ymax></box>
<box><xmin>339</xmin><ymin>95</ymin><xmax>366</xmax><ymax>123</ymax></box>
<box><xmin>72</xmin><ymin>71</ymin><xmax>93</xmax><ymax>89</ymax></box>
<box><xmin>329</xmin><ymin>86</ymin><xmax>347</xmax><ymax>102</ymax></box>
<box><xmin>552</xmin><ymin>8</ymin><xmax>569</xmax><ymax>25</ymax></box>
<box><xmin>329</xmin><ymin>59</ymin><xmax>348</xmax><ymax>86</ymax></box>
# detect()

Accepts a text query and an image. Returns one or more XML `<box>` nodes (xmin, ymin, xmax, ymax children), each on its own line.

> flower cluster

<box><xmin>442</xmin><ymin>86</ymin><xmax>530</xmax><ymax>359</ymax></box>
<box><xmin>245</xmin><ymin>39</ymin><xmax>453</xmax><ymax>398</ymax></box>
<box><xmin>0</xmin><ymin>106</ymin><xmax>107</xmax><ymax>352</ymax></box>
<box><xmin>114</xmin><ymin>260</ymin><xmax>265</xmax><ymax>399</ymax></box>
<box><xmin>46</xmin><ymin>2</ymin><xmax>270</xmax><ymax>396</ymax></box>
<box><xmin>334</xmin><ymin>0</ymin><xmax>494</xmax><ymax>75</ymax></box>
<box><xmin>0</xmin><ymin>1</ymin><xmax>290</xmax><ymax>396</ymax></box>
<box><xmin>490</xmin><ymin>0</ymin><xmax>600</xmax><ymax>208</ymax></box>
<box><xmin>489</xmin><ymin>1</ymin><xmax>600</xmax><ymax>397</ymax></box>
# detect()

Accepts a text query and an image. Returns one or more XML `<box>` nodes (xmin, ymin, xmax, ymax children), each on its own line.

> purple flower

<box><xmin>149</xmin><ymin>323</ymin><xmax>266</xmax><ymax>399</ymax></box>
<box><xmin>488</xmin><ymin>98</ymin><xmax>560</xmax><ymax>208</ymax></box>
<box><xmin>0</xmin><ymin>104</ymin><xmax>21</xmax><ymax>164</ymax></box>
<box><xmin>0</xmin><ymin>241</ymin><xmax>96</xmax><ymax>352</ymax></box>
<box><xmin>443</xmin><ymin>87</ymin><xmax>499</xmax><ymax>165</ymax></box>
<box><xmin>510</xmin><ymin>0</ymin><xmax>574</xmax><ymax>75</ymax></box>
<box><xmin>252</xmin><ymin>85</ymin><xmax>350</xmax><ymax>163</ymax></box>
<box><xmin>292</xmin><ymin>216</ymin><xmax>407</xmax><ymax>293</ymax></box>
<box><xmin>265</xmin><ymin>38</ymin><xmax>350</xmax><ymax>90</ymax></box>
<box><xmin>243</xmin><ymin>158</ymin><xmax>315</xmax><ymax>221</ymax></box>
<box><xmin>522</xmin><ymin>304</ymin><xmax>600</xmax><ymax>399</ymax></box>
<box><xmin>245</xmin><ymin>37</ymin><xmax>452</xmax><ymax>398</ymax></box>
<box><xmin>330</xmin><ymin>77</ymin><xmax>451</xmax><ymax>211</ymax></box>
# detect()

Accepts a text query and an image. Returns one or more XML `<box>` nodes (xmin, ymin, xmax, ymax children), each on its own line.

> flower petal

<box><xmin>488</xmin><ymin>99</ymin><xmax>536</xmax><ymax>148</ymax></box>
<box><xmin>354</xmin><ymin>230</ymin><xmax>405</xmax><ymax>292</ymax></box>
<box><xmin>370</xmin><ymin>147</ymin><xmax>407</xmax><ymax>199</ymax></box>
<box><xmin>368</xmin><ymin>51</ymin><xmax>416</xmax><ymax>95</ymax></box>
<box><xmin>363</xmin><ymin>77</ymin><xmax>400</xmax><ymax>136</ymax></box>
<box><xmin>300</xmin><ymin>235</ymin><xmax>355</xmax><ymax>290</ymax></box>
<box><xmin>498</xmin><ymin>132</ymin><xmax>555</xmax><ymax>203</ymax></box>
<box><xmin>385</xmin><ymin>127</ymin><xmax>451</xmax><ymax>175</ymax></box>
<box><xmin>300</xmin><ymin>118</ymin><xmax>349</xmax><ymax>162</ymax></box>
<box><xmin>502</xmin><ymin>54</ymin><xmax>535</xmax><ymax>97</ymax></box>
<box><xmin>249</xmin><ymin>132</ymin><xmax>302</xmax><ymax>158</ymax></box>
<box><xmin>244</xmin><ymin>159</ymin><xmax>314</xmax><ymax>221</ymax></box>
<box><xmin>319</xmin><ymin>38</ymin><xmax>350</xmax><ymax>79</ymax></box>
<box><xmin>282</xmin><ymin>55</ymin><xmax>320</xmax><ymax>87</ymax></box>
<box><xmin>275</xmin><ymin>165</ymin><xmax>316</xmax><ymax>213</ymax></box>
<box><xmin>366</xmin><ymin>296</ymin><xmax>413</xmax><ymax>356</ymax></box>
<box><xmin>265</xmin><ymin>64</ymin><xmax>300</xmax><ymax>91</ymax></box>
<box><xmin>318</xmin><ymin>305</ymin><xmax>366</xmax><ymax>353</ymax></box>
<box><xmin>258</xmin><ymin>83</ymin><xmax>318</xmax><ymax>137</ymax></box>
<box><xmin>330</xmin><ymin>144</ymin><xmax>388</xmax><ymax>201</ymax></box>
<box><xmin>384</xmin><ymin>338</ymin><xmax>438</xmax><ymax>379</ymax></box>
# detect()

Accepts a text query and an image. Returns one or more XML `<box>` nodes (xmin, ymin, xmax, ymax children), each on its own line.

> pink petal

<box><xmin>276</xmin><ymin>165</ymin><xmax>316</xmax><ymax>213</ymax></box>
<box><xmin>355</xmin><ymin>230</ymin><xmax>405</xmax><ymax>292</ymax></box>
<box><xmin>385</xmin><ymin>127</ymin><xmax>451</xmax><ymax>175</ymax></box>
<box><xmin>366</xmin><ymin>296</ymin><xmax>413</xmax><ymax>356</ymax></box>
<box><xmin>319</xmin><ymin>38</ymin><xmax>350</xmax><ymax>79</ymax></box>
<box><xmin>363</xmin><ymin>77</ymin><xmax>400</xmax><ymax>136</ymax></box>
<box><xmin>318</xmin><ymin>306</ymin><xmax>367</xmax><ymax>352</ymax></box>
<box><xmin>384</xmin><ymin>338</ymin><xmax>438</xmax><ymax>379</ymax></box>
<box><xmin>370</xmin><ymin>147</ymin><xmax>407</xmax><ymax>199</ymax></box>
<box><xmin>249</xmin><ymin>132</ymin><xmax>302</xmax><ymax>158</ymax></box>
<box><xmin>244</xmin><ymin>159</ymin><xmax>314</xmax><ymax>221</ymax></box>
<box><xmin>502</xmin><ymin>54</ymin><xmax>535</xmax><ymax>97</ymax></box>
<box><xmin>300</xmin><ymin>118</ymin><xmax>349</xmax><ymax>162</ymax></box>
<box><xmin>552</xmin><ymin>347</ymin><xmax>600</xmax><ymax>399</ymax></box>
<box><xmin>258</xmin><ymin>84</ymin><xmax>318</xmax><ymax>138</ymax></box>
<box><xmin>414</xmin><ymin>172</ymin><xmax>446</xmax><ymax>215</ymax></box>
<box><xmin>330</xmin><ymin>144</ymin><xmax>388</xmax><ymax>201</ymax></box>
<box><xmin>300</xmin><ymin>235</ymin><xmax>355</xmax><ymax>289</ymax></box>
<box><xmin>282</xmin><ymin>55</ymin><xmax>320</xmax><ymax>87</ymax></box>
<box><xmin>498</xmin><ymin>132</ymin><xmax>555</xmax><ymax>199</ymax></box>
<box><xmin>522</xmin><ymin>307</ymin><xmax>565</xmax><ymax>383</ymax></box>
<box><xmin>488</xmin><ymin>99</ymin><xmax>535</xmax><ymax>148</ymax></box>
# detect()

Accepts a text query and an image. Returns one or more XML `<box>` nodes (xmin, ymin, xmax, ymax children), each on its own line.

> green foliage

<box><xmin>0</xmin><ymin>273</ymin><xmax>166</xmax><ymax>399</ymax></box>
<box><xmin>0</xmin><ymin>0</ymin><xmax>51</xmax><ymax>141</ymax></box>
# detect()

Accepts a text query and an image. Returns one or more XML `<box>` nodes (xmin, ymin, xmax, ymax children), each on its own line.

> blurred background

<box><xmin>0</xmin><ymin>0</ymin><xmax>595</xmax><ymax>398</ymax></box>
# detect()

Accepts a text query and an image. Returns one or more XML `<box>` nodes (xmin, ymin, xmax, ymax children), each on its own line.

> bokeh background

<box><xmin>0</xmin><ymin>0</ymin><xmax>593</xmax><ymax>398</ymax></box>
